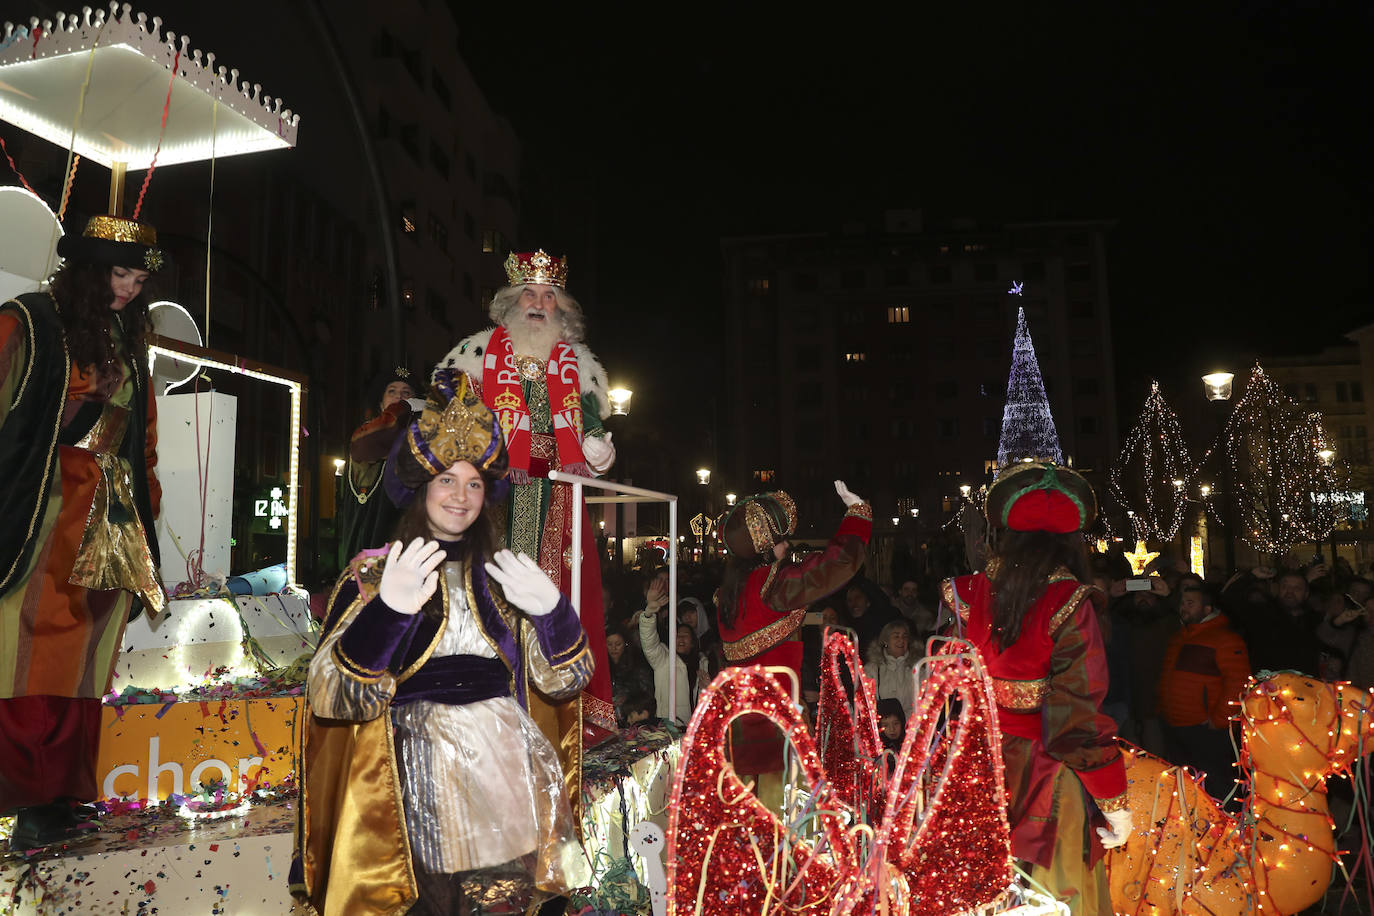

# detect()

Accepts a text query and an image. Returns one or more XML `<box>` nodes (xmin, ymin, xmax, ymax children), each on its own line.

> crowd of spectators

<box><xmin>595</xmin><ymin>545</ymin><xmax>1374</xmax><ymax>784</ymax></box>
<box><xmin>1087</xmin><ymin>547</ymin><xmax>1374</xmax><ymax>801</ymax></box>
<box><xmin>600</xmin><ymin>563</ymin><xmax>724</xmax><ymax>727</ymax></box>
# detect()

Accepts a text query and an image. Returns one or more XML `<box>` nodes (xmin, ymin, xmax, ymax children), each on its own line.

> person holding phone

<box><xmin>1318</xmin><ymin>592</ymin><xmax>1374</xmax><ymax>688</ymax></box>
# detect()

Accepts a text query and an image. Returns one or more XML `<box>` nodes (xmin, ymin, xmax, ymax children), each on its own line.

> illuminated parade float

<box><xmin>0</xmin><ymin>5</ymin><xmax>310</xmax><ymax>912</ymax></box>
<box><xmin>0</xmin><ymin>7</ymin><xmax>1369</xmax><ymax>916</ymax></box>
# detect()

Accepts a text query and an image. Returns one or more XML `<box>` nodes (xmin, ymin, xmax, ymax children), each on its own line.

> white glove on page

<box><xmin>582</xmin><ymin>431</ymin><xmax>616</xmax><ymax>474</ymax></box>
<box><xmin>378</xmin><ymin>538</ymin><xmax>445</xmax><ymax>615</ymax></box>
<box><xmin>484</xmin><ymin>550</ymin><xmax>561</xmax><ymax>616</ymax></box>
<box><xmin>835</xmin><ymin>479</ymin><xmax>864</xmax><ymax>508</ymax></box>
<box><xmin>1096</xmin><ymin>808</ymin><xmax>1133</xmax><ymax>849</ymax></box>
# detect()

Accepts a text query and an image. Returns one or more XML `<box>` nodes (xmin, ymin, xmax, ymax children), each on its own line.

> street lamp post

<box><xmin>606</xmin><ymin>386</ymin><xmax>632</xmax><ymax>570</ymax></box>
<box><xmin>697</xmin><ymin>468</ymin><xmax>712</xmax><ymax>561</ymax></box>
<box><xmin>1203</xmin><ymin>371</ymin><xmax>1237</xmax><ymax>573</ymax></box>
<box><xmin>910</xmin><ymin>506</ymin><xmax>922</xmax><ymax>574</ymax></box>
<box><xmin>607</xmin><ymin>388</ymin><xmax>633</xmax><ymax>417</ymax></box>
<box><xmin>1318</xmin><ymin>445</ymin><xmax>1336</xmax><ymax>564</ymax></box>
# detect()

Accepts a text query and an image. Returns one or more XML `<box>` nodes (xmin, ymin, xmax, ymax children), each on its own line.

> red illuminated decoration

<box><xmin>839</xmin><ymin>642</ymin><xmax>1013</xmax><ymax>915</ymax></box>
<box><xmin>816</xmin><ymin>630</ymin><xmax>886</xmax><ymax>822</ymax></box>
<box><xmin>665</xmin><ymin>666</ymin><xmax>855</xmax><ymax>914</ymax></box>
<box><xmin>1108</xmin><ymin>673</ymin><xmax>1374</xmax><ymax>914</ymax></box>
<box><xmin>666</xmin><ymin>638</ymin><xmax>1013</xmax><ymax>915</ymax></box>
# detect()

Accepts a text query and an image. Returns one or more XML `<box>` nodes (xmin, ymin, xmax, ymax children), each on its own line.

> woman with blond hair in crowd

<box><xmin>865</xmin><ymin>619</ymin><xmax>921</xmax><ymax>716</ymax></box>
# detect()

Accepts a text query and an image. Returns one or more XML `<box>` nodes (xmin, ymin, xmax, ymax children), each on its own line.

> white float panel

<box><xmin>153</xmin><ymin>391</ymin><xmax>235</xmax><ymax>590</ymax></box>
<box><xmin>117</xmin><ymin>593</ymin><xmax>316</xmax><ymax>689</ymax></box>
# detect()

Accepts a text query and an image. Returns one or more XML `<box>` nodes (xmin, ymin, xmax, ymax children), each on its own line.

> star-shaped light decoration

<box><xmin>1124</xmin><ymin>539</ymin><xmax>1160</xmax><ymax>575</ymax></box>
<box><xmin>1008</xmin><ymin>280</ymin><xmax>1024</xmax><ymax>296</ymax></box>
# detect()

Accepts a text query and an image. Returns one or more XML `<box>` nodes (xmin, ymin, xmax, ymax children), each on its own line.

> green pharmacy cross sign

<box><xmin>253</xmin><ymin>487</ymin><xmax>289</xmax><ymax>532</ymax></box>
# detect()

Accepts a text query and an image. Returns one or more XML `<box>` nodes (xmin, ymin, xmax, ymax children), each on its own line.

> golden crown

<box><xmin>492</xmin><ymin>390</ymin><xmax>523</xmax><ymax>412</ymax></box>
<box><xmin>504</xmin><ymin>249</ymin><xmax>568</xmax><ymax>288</ymax></box>
<box><xmin>83</xmin><ymin>215</ymin><xmax>157</xmax><ymax>246</ymax></box>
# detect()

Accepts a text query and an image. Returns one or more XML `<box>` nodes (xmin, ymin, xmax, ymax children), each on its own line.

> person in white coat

<box><xmin>863</xmin><ymin>619</ymin><xmax>921</xmax><ymax>716</ymax></box>
<box><xmin>639</xmin><ymin>601</ymin><xmax>692</xmax><ymax>725</ymax></box>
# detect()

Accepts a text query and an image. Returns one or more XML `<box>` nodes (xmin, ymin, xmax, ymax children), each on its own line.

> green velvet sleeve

<box><xmin>582</xmin><ymin>391</ymin><xmax>606</xmax><ymax>437</ymax></box>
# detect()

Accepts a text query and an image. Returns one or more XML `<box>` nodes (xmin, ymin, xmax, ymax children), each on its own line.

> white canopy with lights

<box><xmin>0</xmin><ymin>4</ymin><xmax>299</xmax><ymax>170</ymax></box>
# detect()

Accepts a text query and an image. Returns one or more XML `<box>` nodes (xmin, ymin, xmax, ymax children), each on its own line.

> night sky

<box><xmin>456</xmin><ymin>4</ymin><xmax>1371</xmax><ymax>438</ymax></box>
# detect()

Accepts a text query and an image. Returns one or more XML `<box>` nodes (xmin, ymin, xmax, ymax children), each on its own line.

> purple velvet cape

<box><xmin>322</xmin><ymin>546</ymin><xmax>585</xmax><ymax>711</ymax></box>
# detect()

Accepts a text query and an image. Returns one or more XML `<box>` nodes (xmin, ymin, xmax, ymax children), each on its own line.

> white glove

<box><xmin>484</xmin><ymin>550</ymin><xmax>561</xmax><ymax>616</ymax></box>
<box><xmin>405</xmin><ymin>397</ymin><xmax>428</xmax><ymax>413</ymax></box>
<box><xmin>835</xmin><ymin>479</ymin><xmax>864</xmax><ymax>508</ymax></box>
<box><xmin>582</xmin><ymin>432</ymin><xmax>616</xmax><ymax>475</ymax></box>
<box><xmin>1096</xmin><ymin>808</ymin><xmax>1133</xmax><ymax>849</ymax></box>
<box><xmin>379</xmin><ymin>538</ymin><xmax>445</xmax><ymax>615</ymax></box>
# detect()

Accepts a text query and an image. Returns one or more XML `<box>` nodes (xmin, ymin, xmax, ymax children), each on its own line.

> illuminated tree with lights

<box><xmin>996</xmin><ymin>306</ymin><xmax>1062</xmax><ymax>467</ymax></box>
<box><xmin>1199</xmin><ymin>365</ymin><xmax>1348</xmax><ymax>557</ymax></box>
<box><xmin>1108</xmin><ymin>381</ymin><xmax>1193</xmax><ymax>542</ymax></box>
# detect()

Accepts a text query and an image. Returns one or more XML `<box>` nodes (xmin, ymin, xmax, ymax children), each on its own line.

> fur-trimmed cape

<box><xmin>433</xmin><ymin>328</ymin><xmax>612</xmax><ymax>421</ymax></box>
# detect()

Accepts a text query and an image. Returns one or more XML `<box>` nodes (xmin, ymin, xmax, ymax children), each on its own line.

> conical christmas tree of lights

<box><xmin>1200</xmin><ymin>364</ymin><xmax>1348</xmax><ymax>556</ymax></box>
<box><xmin>996</xmin><ymin>306</ymin><xmax>1062</xmax><ymax>468</ymax></box>
<box><xmin>1109</xmin><ymin>381</ymin><xmax>1193</xmax><ymax>542</ymax></box>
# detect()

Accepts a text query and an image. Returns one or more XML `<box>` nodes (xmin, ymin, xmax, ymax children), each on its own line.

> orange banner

<box><xmin>96</xmin><ymin>696</ymin><xmax>303</xmax><ymax>801</ymax></box>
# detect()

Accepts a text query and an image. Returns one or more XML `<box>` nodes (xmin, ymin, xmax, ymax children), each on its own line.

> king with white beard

<box><xmin>435</xmin><ymin>250</ymin><xmax>617</xmax><ymax>813</ymax></box>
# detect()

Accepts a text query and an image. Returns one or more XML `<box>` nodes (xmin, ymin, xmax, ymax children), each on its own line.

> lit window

<box><xmin>747</xmin><ymin>278</ymin><xmax>771</xmax><ymax>293</ymax></box>
<box><xmin>752</xmin><ymin>469</ymin><xmax>775</xmax><ymax>483</ymax></box>
<box><xmin>887</xmin><ymin>306</ymin><xmax>910</xmax><ymax>324</ymax></box>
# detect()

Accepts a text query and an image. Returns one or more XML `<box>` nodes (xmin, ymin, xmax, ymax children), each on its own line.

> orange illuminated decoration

<box><xmin>1108</xmin><ymin>673</ymin><xmax>1374</xmax><ymax>914</ymax></box>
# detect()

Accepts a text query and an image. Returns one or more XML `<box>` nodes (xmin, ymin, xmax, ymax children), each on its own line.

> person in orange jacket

<box><xmin>1157</xmin><ymin>583</ymin><xmax>1250</xmax><ymax>799</ymax></box>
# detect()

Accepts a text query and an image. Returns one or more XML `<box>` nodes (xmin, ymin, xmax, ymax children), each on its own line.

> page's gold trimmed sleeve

<box><xmin>845</xmin><ymin>501</ymin><xmax>873</xmax><ymax>522</ymax></box>
<box><xmin>1095</xmin><ymin>791</ymin><xmax>1129</xmax><ymax>813</ymax></box>
<box><xmin>522</xmin><ymin>619</ymin><xmax>593</xmax><ymax>701</ymax></box>
<box><xmin>544</xmin><ymin>628</ymin><xmax>589</xmax><ymax>667</ymax></box>
<box><xmin>309</xmin><ymin>596</ymin><xmax>398</xmax><ymax>722</ymax></box>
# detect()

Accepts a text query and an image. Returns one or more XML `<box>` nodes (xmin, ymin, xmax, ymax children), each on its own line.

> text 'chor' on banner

<box><xmin>97</xmin><ymin>696</ymin><xmax>303</xmax><ymax>801</ymax></box>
